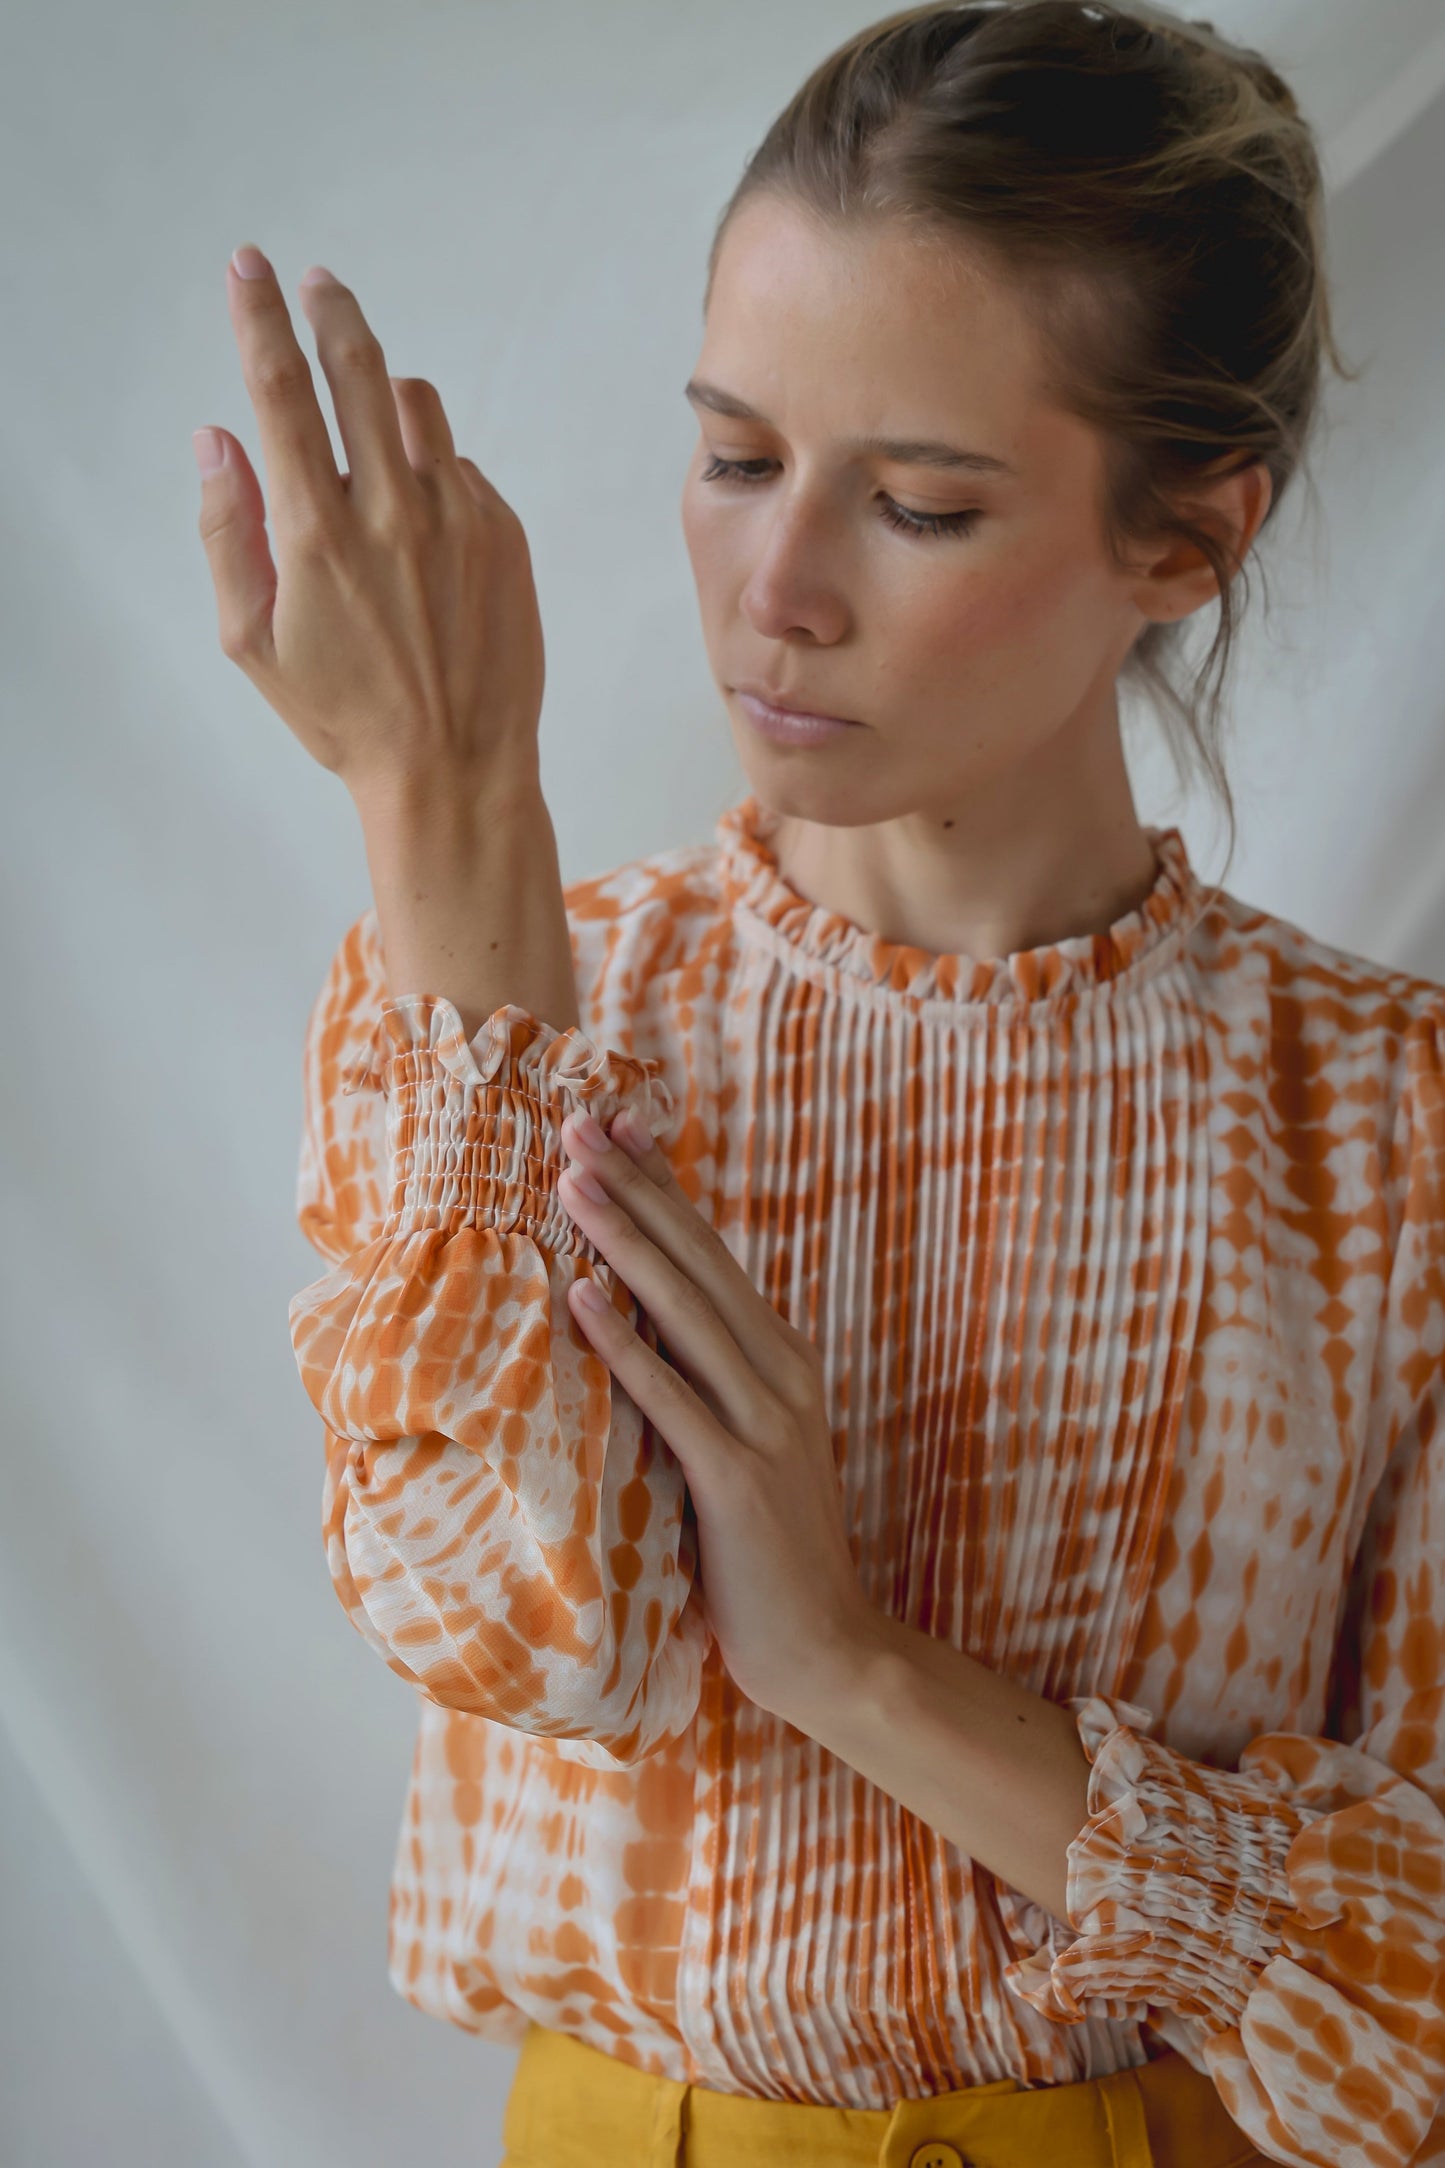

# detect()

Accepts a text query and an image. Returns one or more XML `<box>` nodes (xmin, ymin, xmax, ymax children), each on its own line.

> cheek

<box><xmin>680</xmin><ymin>480</ymin><xmax>727</xmax><ymax>579</ymax></box>
<box><xmin>680</xmin><ymin>484</ymin><xmax>764</xmax><ymax>644</ymax></box>
<box><xmin>894</xmin><ymin>558</ymin><xmax>1047</xmax><ymax>679</ymax></box>
<box><xmin>888</xmin><ymin>550</ymin><xmax>1126</xmax><ymax>764</ymax></box>
<box><xmin>908</xmin><ymin>531</ymin><xmax>1121</xmax><ymax>685</ymax></box>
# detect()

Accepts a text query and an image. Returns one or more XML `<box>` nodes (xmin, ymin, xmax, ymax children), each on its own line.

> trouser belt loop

<box><xmin>1100</xmin><ymin>2064</ymin><xmax>1155</xmax><ymax>2168</ymax></box>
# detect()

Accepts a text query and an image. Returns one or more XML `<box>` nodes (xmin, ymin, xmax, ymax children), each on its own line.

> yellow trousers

<box><xmin>499</xmin><ymin>2021</ymin><xmax>1270</xmax><ymax>2168</ymax></box>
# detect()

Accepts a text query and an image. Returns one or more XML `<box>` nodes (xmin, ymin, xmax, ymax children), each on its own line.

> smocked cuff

<box><xmin>340</xmin><ymin>993</ymin><xmax>677</xmax><ymax>1240</ymax></box>
<box><xmin>1005</xmin><ymin>1694</ymin><xmax>1308</xmax><ymax>2033</ymax></box>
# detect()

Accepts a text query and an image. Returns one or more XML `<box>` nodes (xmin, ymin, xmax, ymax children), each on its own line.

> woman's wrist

<box><xmin>353</xmin><ymin>761</ymin><xmax>580</xmax><ymax>1042</ymax></box>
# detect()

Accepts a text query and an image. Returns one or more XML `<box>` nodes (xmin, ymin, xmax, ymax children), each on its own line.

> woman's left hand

<box><xmin>557</xmin><ymin>1103</ymin><xmax>875</xmax><ymax>1728</ymax></box>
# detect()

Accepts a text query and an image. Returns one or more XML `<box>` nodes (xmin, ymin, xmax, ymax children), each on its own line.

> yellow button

<box><xmin>908</xmin><ymin>2147</ymin><xmax>967</xmax><ymax>2168</ymax></box>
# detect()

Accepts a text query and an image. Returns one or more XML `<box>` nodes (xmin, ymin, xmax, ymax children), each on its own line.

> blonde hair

<box><xmin>703</xmin><ymin>0</ymin><xmax>1359</xmax><ymax>869</ymax></box>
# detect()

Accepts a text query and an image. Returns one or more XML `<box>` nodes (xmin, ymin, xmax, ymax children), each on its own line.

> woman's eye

<box><xmin>697</xmin><ymin>454</ymin><xmax>982</xmax><ymax>540</ymax></box>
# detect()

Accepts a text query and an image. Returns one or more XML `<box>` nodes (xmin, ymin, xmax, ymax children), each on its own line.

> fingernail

<box><xmin>616</xmin><ymin>1110</ymin><xmax>653</xmax><ymax>1150</ymax></box>
<box><xmin>231</xmin><ymin>245</ymin><xmax>270</xmax><ymax>279</ymax></box>
<box><xmin>192</xmin><ymin>428</ymin><xmax>224</xmax><ymax>477</ymax></box>
<box><xmin>300</xmin><ymin>263</ymin><xmax>336</xmax><ymax>287</ymax></box>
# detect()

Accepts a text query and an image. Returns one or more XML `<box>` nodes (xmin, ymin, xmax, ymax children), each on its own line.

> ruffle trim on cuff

<box><xmin>1004</xmin><ymin>1693</ymin><xmax>1305</xmax><ymax>2033</ymax></box>
<box><xmin>340</xmin><ymin>993</ymin><xmax>677</xmax><ymax>1135</ymax></box>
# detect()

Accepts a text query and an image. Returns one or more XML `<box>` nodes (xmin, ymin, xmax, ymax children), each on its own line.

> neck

<box><xmin>767</xmin><ymin>689</ymin><xmax>1161</xmax><ymax>964</ymax></box>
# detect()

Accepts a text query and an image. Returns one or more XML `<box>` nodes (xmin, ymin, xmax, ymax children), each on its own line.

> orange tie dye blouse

<box><xmin>290</xmin><ymin>793</ymin><xmax>1445</xmax><ymax>2168</ymax></box>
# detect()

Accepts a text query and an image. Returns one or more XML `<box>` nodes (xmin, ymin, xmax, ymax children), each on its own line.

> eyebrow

<box><xmin>683</xmin><ymin>377</ymin><xmax>1017</xmax><ymax>477</ymax></box>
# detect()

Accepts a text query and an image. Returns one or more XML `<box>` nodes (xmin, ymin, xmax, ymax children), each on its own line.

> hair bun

<box><xmin>1180</xmin><ymin>12</ymin><xmax>1300</xmax><ymax>118</ymax></box>
<box><xmin>1241</xmin><ymin>54</ymin><xmax>1300</xmax><ymax>117</ymax></box>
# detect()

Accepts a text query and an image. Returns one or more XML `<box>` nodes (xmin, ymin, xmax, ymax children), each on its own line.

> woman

<box><xmin>194</xmin><ymin>4</ymin><xmax>1445</xmax><ymax>2164</ymax></box>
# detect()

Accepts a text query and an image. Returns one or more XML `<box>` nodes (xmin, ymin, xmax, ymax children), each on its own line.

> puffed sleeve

<box><xmin>289</xmin><ymin>904</ymin><xmax>707</xmax><ymax>1769</ymax></box>
<box><xmin>1005</xmin><ymin>997</ymin><xmax>1445</xmax><ymax>2168</ymax></box>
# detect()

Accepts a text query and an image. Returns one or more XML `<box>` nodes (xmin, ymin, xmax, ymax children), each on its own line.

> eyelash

<box><xmin>697</xmin><ymin>455</ymin><xmax>983</xmax><ymax>540</ymax></box>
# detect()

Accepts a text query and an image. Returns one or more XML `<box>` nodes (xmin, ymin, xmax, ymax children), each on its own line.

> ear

<box><xmin>1130</xmin><ymin>455</ymin><xmax>1274</xmax><ymax>625</ymax></box>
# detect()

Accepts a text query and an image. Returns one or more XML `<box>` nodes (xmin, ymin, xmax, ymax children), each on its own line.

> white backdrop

<box><xmin>3</xmin><ymin>3</ymin><xmax>1443</xmax><ymax>2163</ymax></box>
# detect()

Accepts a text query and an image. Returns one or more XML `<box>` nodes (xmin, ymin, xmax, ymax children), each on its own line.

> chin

<box><xmin>734</xmin><ymin>748</ymin><xmax>884</xmax><ymax>831</ymax></box>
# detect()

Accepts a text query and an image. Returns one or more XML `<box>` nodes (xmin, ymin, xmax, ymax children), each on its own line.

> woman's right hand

<box><xmin>193</xmin><ymin>245</ymin><xmax>545</xmax><ymax>800</ymax></box>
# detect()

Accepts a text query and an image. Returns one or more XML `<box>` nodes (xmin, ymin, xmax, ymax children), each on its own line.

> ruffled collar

<box><xmin>715</xmin><ymin>793</ymin><xmax>1211</xmax><ymax>1007</ymax></box>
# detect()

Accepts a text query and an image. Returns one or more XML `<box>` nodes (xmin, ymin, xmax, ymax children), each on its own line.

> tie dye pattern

<box><xmin>290</xmin><ymin>794</ymin><xmax>1445</xmax><ymax>2167</ymax></box>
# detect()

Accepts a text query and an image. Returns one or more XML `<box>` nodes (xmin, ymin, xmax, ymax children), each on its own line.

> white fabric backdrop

<box><xmin>3</xmin><ymin>2</ymin><xmax>1442</xmax><ymax>2162</ymax></box>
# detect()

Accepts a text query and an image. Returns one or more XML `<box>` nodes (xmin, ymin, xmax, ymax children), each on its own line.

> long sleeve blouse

<box><xmin>289</xmin><ymin>792</ymin><xmax>1445</xmax><ymax>2168</ymax></box>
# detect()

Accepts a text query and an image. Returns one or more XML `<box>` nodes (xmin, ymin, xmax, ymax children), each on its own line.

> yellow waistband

<box><xmin>499</xmin><ymin>2022</ymin><xmax>1263</xmax><ymax>2168</ymax></box>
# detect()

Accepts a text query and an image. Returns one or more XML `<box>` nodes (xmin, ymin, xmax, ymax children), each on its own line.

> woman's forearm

<box><xmin>789</xmin><ymin>1608</ymin><xmax>1093</xmax><ymax>1924</ymax></box>
<box><xmin>351</xmin><ymin>766</ymin><xmax>580</xmax><ymax>1041</ymax></box>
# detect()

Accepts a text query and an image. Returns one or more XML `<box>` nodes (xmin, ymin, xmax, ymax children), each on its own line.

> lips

<box><xmin>731</xmin><ymin>681</ymin><xmax>859</xmax><ymax>725</ymax></box>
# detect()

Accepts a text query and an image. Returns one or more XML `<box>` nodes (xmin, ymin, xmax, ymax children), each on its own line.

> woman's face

<box><xmin>680</xmin><ymin>194</ymin><xmax>1247</xmax><ymax>832</ymax></box>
